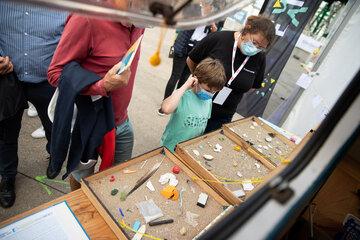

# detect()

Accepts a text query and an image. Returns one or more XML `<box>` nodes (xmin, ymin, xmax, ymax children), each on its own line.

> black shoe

<box><xmin>46</xmin><ymin>163</ymin><xmax>61</xmax><ymax>179</ymax></box>
<box><xmin>0</xmin><ymin>178</ymin><xmax>16</xmax><ymax>208</ymax></box>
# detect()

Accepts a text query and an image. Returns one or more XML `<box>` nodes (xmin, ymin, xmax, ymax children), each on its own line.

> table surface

<box><xmin>0</xmin><ymin>189</ymin><xmax>118</xmax><ymax>240</ymax></box>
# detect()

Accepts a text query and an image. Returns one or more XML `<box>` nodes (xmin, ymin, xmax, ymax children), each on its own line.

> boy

<box><xmin>160</xmin><ymin>58</ymin><xmax>226</xmax><ymax>152</ymax></box>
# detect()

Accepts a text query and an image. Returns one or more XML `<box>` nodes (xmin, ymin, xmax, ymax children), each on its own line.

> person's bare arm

<box><xmin>161</xmin><ymin>76</ymin><xmax>197</xmax><ymax>114</ymax></box>
<box><xmin>186</xmin><ymin>57</ymin><xmax>197</xmax><ymax>74</ymax></box>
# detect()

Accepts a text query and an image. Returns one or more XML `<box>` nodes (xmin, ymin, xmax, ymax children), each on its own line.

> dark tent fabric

<box><xmin>236</xmin><ymin>0</ymin><xmax>321</xmax><ymax>118</ymax></box>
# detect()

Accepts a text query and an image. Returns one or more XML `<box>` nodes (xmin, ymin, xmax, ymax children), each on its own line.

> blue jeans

<box><xmin>71</xmin><ymin>118</ymin><xmax>134</xmax><ymax>182</ymax></box>
<box><xmin>114</xmin><ymin>118</ymin><xmax>134</xmax><ymax>164</ymax></box>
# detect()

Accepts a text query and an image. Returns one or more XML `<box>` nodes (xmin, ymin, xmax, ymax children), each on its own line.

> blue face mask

<box><xmin>196</xmin><ymin>87</ymin><xmax>214</xmax><ymax>101</ymax></box>
<box><xmin>240</xmin><ymin>41</ymin><xmax>261</xmax><ymax>56</ymax></box>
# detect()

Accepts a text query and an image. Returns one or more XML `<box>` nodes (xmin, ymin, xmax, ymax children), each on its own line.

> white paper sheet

<box><xmin>0</xmin><ymin>201</ymin><xmax>89</xmax><ymax>240</ymax></box>
<box><xmin>296</xmin><ymin>73</ymin><xmax>312</xmax><ymax>89</ymax></box>
<box><xmin>312</xmin><ymin>95</ymin><xmax>323</xmax><ymax>108</ymax></box>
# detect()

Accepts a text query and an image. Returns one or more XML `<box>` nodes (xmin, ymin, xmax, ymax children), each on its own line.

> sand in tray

<box><xmin>88</xmin><ymin>154</ymin><xmax>225</xmax><ymax>239</ymax></box>
<box><xmin>230</xmin><ymin>120</ymin><xmax>295</xmax><ymax>166</ymax></box>
<box><xmin>182</xmin><ymin>133</ymin><xmax>271</xmax><ymax>198</ymax></box>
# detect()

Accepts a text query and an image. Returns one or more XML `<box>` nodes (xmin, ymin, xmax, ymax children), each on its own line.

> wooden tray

<box><xmin>223</xmin><ymin>116</ymin><xmax>297</xmax><ymax>167</ymax></box>
<box><xmin>175</xmin><ymin>130</ymin><xmax>276</xmax><ymax>205</ymax></box>
<box><xmin>81</xmin><ymin>147</ymin><xmax>232</xmax><ymax>239</ymax></box>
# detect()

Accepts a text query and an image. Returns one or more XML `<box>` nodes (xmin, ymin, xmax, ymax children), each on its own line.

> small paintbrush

<box><xmin>126</xmin><ymin>159</ymin><xmax>163</xmax><ymax>197</ymax></box>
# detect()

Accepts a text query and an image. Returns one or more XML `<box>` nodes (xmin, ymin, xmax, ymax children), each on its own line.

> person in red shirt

<box><xmin>48</xmin><ymin>14</ymin><xmax>144</xmax><ymax>188</ymax></box>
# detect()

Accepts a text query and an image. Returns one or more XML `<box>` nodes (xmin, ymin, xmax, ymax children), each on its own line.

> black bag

<box><xmin>0</xmin><ymin>72</ymin><xmax>28</xmax><ymax>122</ymax></box>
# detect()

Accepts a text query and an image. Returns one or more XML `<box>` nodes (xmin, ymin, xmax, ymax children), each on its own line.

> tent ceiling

<box><xmin>12</xmin><ymin>0</ymin><xmax>254</xmax><ymax>29</ymax></box>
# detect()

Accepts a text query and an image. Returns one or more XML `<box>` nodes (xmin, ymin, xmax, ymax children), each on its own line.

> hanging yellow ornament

<box><xmin>149</xmin><ymin>27</ymin><xmax>166</xmax><ymax>67</ymax></box>
<box><xmin>149</xmin><ymin>51</ymin><xmax>161</xmax><ymax>66</ymax></box>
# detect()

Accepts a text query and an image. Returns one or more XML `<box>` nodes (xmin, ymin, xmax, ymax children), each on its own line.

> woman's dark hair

<box><xmin>242</xmin><ymin>15</ymin><xmax>276</xmax><ymax>47</ymax></box>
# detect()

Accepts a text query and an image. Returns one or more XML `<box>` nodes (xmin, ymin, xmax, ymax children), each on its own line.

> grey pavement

<box><xmin>0</xmin><ymin>27</ymin><xmax>305</xmax><ymax>221</ymax></box>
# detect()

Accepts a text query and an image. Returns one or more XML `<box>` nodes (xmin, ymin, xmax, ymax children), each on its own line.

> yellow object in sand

<box><xmin>160</xmin><ymin>185</ymin><xmax>179</xmax><ymax>200</ymax></box>
<box><xmin>233</xmin><ymin>145</ymin><xmax>241</xmax><ymax>151</ymax></box>
<box><xmin>281</xmin><ymin>158</ymin><xmax>291</xmax><ymax>164</ymax></box>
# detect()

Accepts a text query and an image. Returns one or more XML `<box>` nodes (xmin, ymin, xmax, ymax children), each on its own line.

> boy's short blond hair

<box><xmin>193</xmin><ymin>58</ymin><xmax>226</xmax><ymax>90</ymax></box>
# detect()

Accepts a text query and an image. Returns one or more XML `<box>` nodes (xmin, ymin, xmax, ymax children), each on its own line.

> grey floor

<box><xmin>0</xmin><ymin>27</ymin><xmax>306</xmax><ymax>221</ymax></box>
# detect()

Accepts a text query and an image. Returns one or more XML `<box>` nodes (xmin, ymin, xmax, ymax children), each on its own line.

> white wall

<box><xmin>282</xmin><ymin>4</ymin><xmax>360</xmax><ymax>137</ymax></box>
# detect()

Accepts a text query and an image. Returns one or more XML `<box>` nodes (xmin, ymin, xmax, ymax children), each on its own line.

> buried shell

<box><xmin>203</xmin><ymin>154</ymin><xmax>214</xmax><ymax>160</ymax></box>
<box><xmin>192</xmin><ymin>149</ymin><xmax>200</xmax><ymax>156</ymax></box>
<box><xmin>213</xmin><ymin>143</ymin><xmax>223</xmax><ymax>152</ymax></box>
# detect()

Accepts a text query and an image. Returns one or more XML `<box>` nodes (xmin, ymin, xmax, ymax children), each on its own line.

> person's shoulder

<box><xmin>254</xmin><ymin>51</ymin><xmax>266</xmax><ymax>62</ymax></box>
<box><xmin>68</xmin><ymin>14</ymin><xmax>111</xmax><ymax>27</ymax></box>
<box><xmin>66</xmin><ymin>14</ymin><xmax>91</xmax><ymax>26</ymax></box>
<box><xmin>206</xmin><ymin>30</ymin><xmax>235</xmax><ymax>43</ymax></box>
<box><xmin>212</xmin><ymin>30</ymin><xmax>235</xmax><ymax>38</ymax></box>
<box><xmin>67</xmin><ymin>14</ymin><xmax>86</xmax><ymax>22</ymax></box>
<box><xmin>182</xmin><ymin>90</ymin><xmax>198</xmax><ymax>104</ymax></box>
<box><xmin>183</xmin><ymin>89</ymin><xmax>195</xmax><ymax>98</ymax></box>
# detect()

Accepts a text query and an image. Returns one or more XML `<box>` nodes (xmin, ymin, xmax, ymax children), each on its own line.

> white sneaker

<box><xmin>157</xmin><ymin>108</ymin><xmax>165</xmax><ymax>116</ymax></box>
<box><xmin>27</xmin><ymin>103</ymin><xmax>38</xmax><ymax>117</ymax></box>
<box><xmin>31</xmin><ymin>126</ymin><xmax>45</xmax><ymax>139</ymax></box>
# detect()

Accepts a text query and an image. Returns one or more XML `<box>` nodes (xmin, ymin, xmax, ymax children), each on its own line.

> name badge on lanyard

<box><xmin>213</xmin><ymin>35</ymin><xmax>250</xmax><ymax>106</ymax></box>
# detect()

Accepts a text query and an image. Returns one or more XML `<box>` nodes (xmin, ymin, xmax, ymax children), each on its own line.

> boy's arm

<box><xmin>161</xmin><ymin>76</ymin><xmax>197</xmax><ymax>114</ymax></box>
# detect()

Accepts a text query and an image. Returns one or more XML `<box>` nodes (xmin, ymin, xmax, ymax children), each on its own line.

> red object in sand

<box><xmin>172</xmin><ymin>166</ymin><xmax>180</xmax><ymax>174</ymax></box>
<box><xmin>110</xmin><ymin>175</ymin><xmax>115</xmax><ymax>182</ymax></box>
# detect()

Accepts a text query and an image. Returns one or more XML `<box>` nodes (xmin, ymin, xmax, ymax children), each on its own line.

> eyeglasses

<box><xmin>249</xmin><ymin>34</ymin><xmax>267</xmax><ymax>52</ymax></box>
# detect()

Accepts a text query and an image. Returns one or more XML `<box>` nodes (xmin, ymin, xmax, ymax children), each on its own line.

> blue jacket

<box><xmin>173</xmin><ymin>21</ymin><xmax>225</xmax><ymax>58</ymax></box>
<box><xmin>173</xmin><ymin>30</ymin><xmax>195</xmax><ymax>57</ymax></box>
<box><xmin>49</xmin><ymin>61</ymin><xmax>115</xmax><ymax>179</ymax></box>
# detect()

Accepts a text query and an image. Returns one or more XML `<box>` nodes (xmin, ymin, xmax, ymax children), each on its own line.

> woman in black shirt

<box><xmin>187</xmin><ymin>15</ymin><xmax>275</xmax><ymax>133</ymax></box>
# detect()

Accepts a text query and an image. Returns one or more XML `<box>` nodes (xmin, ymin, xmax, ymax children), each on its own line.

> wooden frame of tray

<box><xmin>175</xmin><ymin>129</ymin><xmax>276</xmax><ymax>206</ymax></box>
<box><xmin>223</xmin><ymin>116</ymin><xmax>297</xmax><ymax>166</ymax></box>
<box><xmin>81</xmin><ymin>147</ymin><xmax>231</xmax><ymax>239</ymax></box>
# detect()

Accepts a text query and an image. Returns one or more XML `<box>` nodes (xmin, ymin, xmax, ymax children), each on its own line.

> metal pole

<box><xmin>259</xmin><ymin>0</ymin><xmax>270</xmax><ymax>14</ymax></box>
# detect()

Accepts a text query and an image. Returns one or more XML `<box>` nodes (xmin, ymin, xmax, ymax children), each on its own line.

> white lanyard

<box><xmin>228</xmin><ymin>35</ymin><xmax>250</xmax><ymax>86</ymax></box>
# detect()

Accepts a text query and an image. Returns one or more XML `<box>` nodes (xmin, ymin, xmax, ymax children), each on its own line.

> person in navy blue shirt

<box><xmin>0</xmin><ymin>1</ymin><xmax>67</xmax><ymax>208</ymax></box>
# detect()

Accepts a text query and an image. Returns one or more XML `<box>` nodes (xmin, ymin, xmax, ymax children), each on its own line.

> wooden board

<box><xmin>176</xmin><ymin>130</ymin><xmax>274</xmax><ymax>206</ymax></box>
<box><xmin>223</xmin><ymin>116</ymin><xmax>296</xmax><ymax>166</ymax></box>
<box><xmin>81</xmin><ymin>147</ymin><xmax>232</xmax><ymax>240</ymax></box>
<box><xmin>0</xmin><ymin>189</ymin><xmax>118</xmax><ymax>239</ymax></box>
<box><xmin>302</xmin><ymin>154</ymin><xmax>360</xmax><ymax>237</ymax></box>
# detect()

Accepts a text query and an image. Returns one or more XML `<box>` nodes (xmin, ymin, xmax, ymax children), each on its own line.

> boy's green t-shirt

<box><xmin>161</xmin><ymin>89</ymin><xmax>212</xmax><ymax>152</ymax></box>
